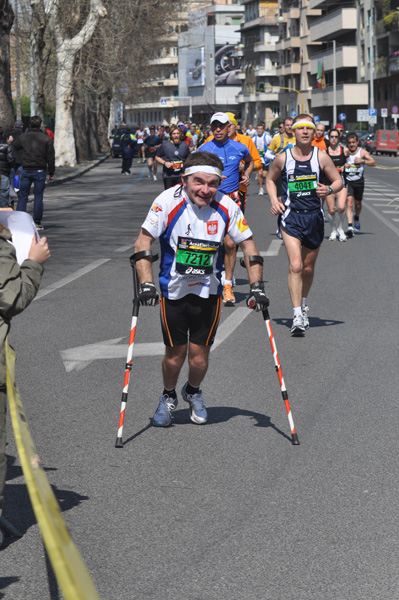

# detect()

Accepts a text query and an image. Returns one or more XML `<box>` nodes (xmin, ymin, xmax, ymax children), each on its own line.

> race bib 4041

<box><xmin>175</xmin><ymin>237</ymin><xmax>220</xmax><ymax>276</ymax></box>
<box><xmin>288</xmin><ymin>173</ymin><xmax>318</xmax><ymax>192</ymax></box>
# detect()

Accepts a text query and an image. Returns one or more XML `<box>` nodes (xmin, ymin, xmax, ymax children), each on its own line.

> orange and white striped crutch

<box><xmin>262</xmin><ymin>306</ymin><xmax>299</xmax><ymax>445</ymax></box>
<box><xmin>115</xmin><ymin>250</ymin><xmax>158</xmax><ymax>448</ymax></box>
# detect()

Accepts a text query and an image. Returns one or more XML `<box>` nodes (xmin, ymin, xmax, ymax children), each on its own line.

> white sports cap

<box><xmin>210</xmin><ymin>112</ymin><xmax>230</xmax><ymax>125</ymax></box>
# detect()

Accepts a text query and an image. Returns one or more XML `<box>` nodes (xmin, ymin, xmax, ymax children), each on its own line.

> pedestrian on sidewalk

<box><xmin>13</xmin><ymin>116</ymin><xmax>55</xmax><ymax>231</ymax></box>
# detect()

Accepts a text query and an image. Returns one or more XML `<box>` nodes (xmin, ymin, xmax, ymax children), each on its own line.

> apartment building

<box><xmin>235</xmin><ymin>1</ymin><xmax>280</xmax><ymax>127</ymax></box>
<box><xmin>374</xmin><ymin>0</ymin><xmax>399</xmax><ymax>129</ymax></box>
<box><xmin>125</xmin><ymin>1</ymin><xmax>209</xmax><ymax>126</ymax></box>
<box><xmin>275</xmin><ymin>0</ymin><xmax>323</xmax><ymax>119</ymax></box>
<box><xmin>178</xmin><ymin>3</ymin><xmax>244</xmax><ymax>123</ymax></box>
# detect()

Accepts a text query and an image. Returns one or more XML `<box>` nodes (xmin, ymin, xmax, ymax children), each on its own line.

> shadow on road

<box><xmin>0</xmin><ymin>577</ymin><xmax>20</xmax><ymax>599</ymax></box>
<box><xmin>2</xmin><ymin>454</ymin><xmax>89</xmax><ymax>550</ymax></box>
<box><xmin>273</xmin><ymin>316</ymin><xmax>344</xmax><ymax>329</ymax></box>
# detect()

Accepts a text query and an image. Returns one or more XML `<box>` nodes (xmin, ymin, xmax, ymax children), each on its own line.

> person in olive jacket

<box><xmin>0</xmin><ymin>220</ymin><xmax>50</xmax><ymax>530</ymax></box>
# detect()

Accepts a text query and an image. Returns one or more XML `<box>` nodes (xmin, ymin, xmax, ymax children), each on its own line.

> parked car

<box><xmin>369</xmin><ymin>130</ymin><xmax>399</xmax><ymax>156</ymax></box>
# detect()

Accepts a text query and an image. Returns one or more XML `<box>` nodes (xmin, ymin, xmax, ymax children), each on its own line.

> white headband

<box><xmin>292</xmin><ymin>121</ymin><xmax>316</xmax><ymax>131</ymax></box>
<box><xmin>184</xmin><ymin>166</ymin><xmax>223</xmax><ymax>178</ymax></box>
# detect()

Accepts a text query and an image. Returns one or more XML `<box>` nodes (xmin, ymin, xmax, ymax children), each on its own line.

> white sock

<box><xmin>293</xmin><ymin>307</ymin><xmax>302</xmax><ymax>317</ymax></box>
<box><xmin>337</xmin><ymin>211</ymin><xmax>345</xmax><ymax>230</ymax></box>
<box><xmin>224</xmin><ymin>279</ymin><xmax>232</xmax><ymax>286</ymax></box>
<box><xmin>329</xmin><ymin>213</ymin><xmax>336</xmax><ymax>231</ymax></box>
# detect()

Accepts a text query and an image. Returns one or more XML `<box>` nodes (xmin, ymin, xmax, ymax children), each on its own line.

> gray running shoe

<box><xmin>302</xmin><ymin>306</ymin><xmax>310</xmax><ymax>330</ymax></box>
<box><xmin>290</xmin><ymin>314</ymin><xmax>305</xmax><ymax>336</ymax></box>
<box><xmin>181</xmin><ymin>383</ymin><xmax>207</xmax><ymax>424</ymax></box>
<box><xmin>152</xmin><ymin>394</ymin><xmax>178</xmax><ymax>427</ymax></box>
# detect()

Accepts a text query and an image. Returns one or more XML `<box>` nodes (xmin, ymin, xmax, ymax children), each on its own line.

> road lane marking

<box><xmin>362</xmin><ymin>202</ymin><xmax>399</xmax><ymax>237</ymax></box>
<box><xmin>60</xmin><ymin>307</ymin><xmax>252</xmax><ymax>372</ymax></box>
<box><xmin>119</xmin><ymin>165</ymin><xmax>147</xmax><ymax>192</ymax></box>
<box><xmin>382</xmin><ymin>210</ymin><xmax>399</xmax><ymax>213</ymax></box>
<box><xmin>35</xmin><ymin>259</ymin><xmax>111</xmax><ymax>300</ymax></box>
<box><xmin>238</xmin><ymin>239</ymin><xmax>283</xmax><ymax>258</ymax></box>
<box><xmin>114</xmin><ymin>244</ymin><xmax>134</xmax><ymax>252</ymax></box>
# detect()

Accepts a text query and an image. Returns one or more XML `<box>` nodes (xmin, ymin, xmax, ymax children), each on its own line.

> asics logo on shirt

<box><xmin>185</xmin><ymin>224</ymin><xmax>192</xmax><ymax>235</ymax></box>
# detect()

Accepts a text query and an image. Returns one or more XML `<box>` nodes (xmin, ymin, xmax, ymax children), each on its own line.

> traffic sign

<box><xmin>160</xmin><ymin>97</ymin><xmax>168</xmax><ymax>106</ymax></box>
<box><xmin>392</xmin><ymin>105</ymin><xmax>398</xmax><ymax>114</ymax></box>
<box><xmin>369</xmin><ymin>117</ymin><xmax>377</xmax><ymax>125</ymax></box>
<box><xmin>381</xmin><ymin>108</ymin><xmax>388</xmax><ymax>117</ymax></box>
<box><xmin>338</xmin><ymin>112</ymin><xmax>346</xmax><ymax>121</ymax></box>
<box><xmin>369</xmin><ymin>108</ymin><xmax>377</xmax><ymax>116</ymax></box>
<box><xmin>313</xmin><ymin>115</ymin><xmax>320</xmax><ymax>123</ymax></box>
<box><xmin>291</xmin><ymin>110</ymin><xmax>297</xmax><ymax>118</ymax></box>
<box><xmin>357</xmin><ymin>109</ymin><xmax>369</xmax><ymax>122</ymax></box>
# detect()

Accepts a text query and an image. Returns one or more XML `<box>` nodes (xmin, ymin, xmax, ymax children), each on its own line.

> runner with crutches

<box><xmin>133</xmin><ymin>151</ymin><xmax>268</xmax><ymax>428</ymax></box>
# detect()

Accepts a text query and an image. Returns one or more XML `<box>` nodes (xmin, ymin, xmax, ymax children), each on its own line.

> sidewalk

<box><xmin>47</xmin><ymin>152</ymin><xmax>110</xmax><ymax>186</ymax></box>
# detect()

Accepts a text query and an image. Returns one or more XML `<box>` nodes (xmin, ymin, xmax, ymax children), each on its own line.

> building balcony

<box><xmin>253</xmin><ymin>41</ymin><xmax>277</xmax><ymax>52</ymax></box>
<box><xmin>310</xmin><ymin>8</ymin><xmax>357</xmax><ymax>42</ymax></box>
<box><xmin>277</xmin><ymin>6</ymin><xmax>300</xmax><ymax>23</ymax></box>
<box><xmin>311</xmin><ymin>83</ymin><xmax>368</xmax><ymax>108</ymax></box>
<box><xmin>236</xmin><ymin>91</ymin><xmax>279</xmax><ymax>103</ymax></box>
<box><xmin>310</xmin><ymin>46</ymin><xmax>357</xmax><ymax>74</ymax></box>
<box><xmin>275</xmin><ymin>36</ymin><xmax>300</xmax><ymax>51</ymax></box>
<box><xmin>309</xmin><ymin>0</ymin><xmax>336</xmax><ymax>8</ymax></box>
<box><xmin>276</xmin><ymin>63</ymin><xmax>301</xmax><ymax>76</ymax></box>
<box><xmin>255</xmin><ymin>65</ymin><xmax>277</xmax><ymax>77</ymax></box>
<box><xmin>149</xmin><ymin>56</ymin><xmax>178</xmax><ymax>66</ymax></box>
<box><xmin>388</xmin><ymin>55</ymin><xmax>399</xmax><ymax>75</ymax></box>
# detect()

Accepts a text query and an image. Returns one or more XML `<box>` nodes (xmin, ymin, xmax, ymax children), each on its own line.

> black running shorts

<box><xmin>346</xmin><ymin>180</ymin><xmax>364</xmax><ymax>202</ymax></box>
<box><xmin>281</xmin><ymin>209</ymin><xmax>324</xmax><ymax>250</ymax></box>
<box><xmin>160</xmin><ymin>294</ymin><xmax>222</xmax><ymax>347</ymax></box>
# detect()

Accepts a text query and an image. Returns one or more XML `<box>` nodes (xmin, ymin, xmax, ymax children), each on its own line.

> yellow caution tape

<box><xmin>5</xmin><ymin>341</ymin><xmax>101</xmax><ymax>600</ymax></box>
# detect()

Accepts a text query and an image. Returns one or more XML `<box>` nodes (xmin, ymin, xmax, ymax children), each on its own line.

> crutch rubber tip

<box><xmin>291</xmin><ymin>433</ymin><xmax>300</xmax><ymax>445</ymax></box>
<box><xmin>115</xmin><ymin>437</ymin><xmax>124</xmax><ymax>448</ymax></box>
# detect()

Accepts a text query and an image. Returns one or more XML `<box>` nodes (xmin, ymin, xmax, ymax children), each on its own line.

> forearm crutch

<box><xmin>240</xmin><ymin>257</ymin><xmax>299</xmax><ymax>445</ymax></box>
<box><xmin>262</xmin><ymin>306</ymin><xmax>299</xmax><ymax>445</ymax></box>
<box><xmin>115</xmin><ymin>250</ymin><xmax>158</xmax><ymax>448</ymax></box>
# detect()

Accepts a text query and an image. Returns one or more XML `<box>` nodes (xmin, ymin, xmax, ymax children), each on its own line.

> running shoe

<box><xmin>258</xmin><ymin>188</ymin><xmax>264</xmax><ymax>195</ymax></box>
<box><xmin>152</xmin><ymin>393</ymin><xmax>178</xmax><ymax>427</ymax></box>
<box><xmin>34</xmin><ymin>222</ymin><xmax>44</xmax><ymax>231</ymax></box>
<box><xmin>302</xmin><ymin>306</ymin><xmax>309</xmax><ymax>330</ymax></box>
<box><xmin>290</xmin><ymin>314</ymin><xmax>305</xmax><ymax>336</ymax></box>
<box><xmin>223</xmin><ymin>283</ymin><xmax>235</xmax><ymax>306</ymax></box>
<box><xmin>137</xmin><ymin>159</ymin><xmax>141</xmax><ymax>164</ymax></box>
<box><xmin>329</xmin><ymin>229</ymin><xmax>338</xmax><ymax>241</ymax></box>
<box><xmin>153</xmin><ymin>174</ymin><xmax>157</xmax><ymax>181</ymax></box>
<box><xmin>346</xmin><ymin>226</ymin><xmax>355</xmax><ymax>238</ymax></box>
<box><xmin>354</xmin><ymin>217</ymin><xmax>360</xmax><ymax>231</ymax></box>
<box><xmin>337</xmin><ymin>228</ymin><xmax>347</xmax><ymax>242</ymax></box>
<box><xmin>181</xmin><ymin>383</ymin><xmax>207</xmax><ymax>424</ymax></box>
<box><xmin>148</xmin><ymin>172</ymin><xmax>152</xmax><ymax>178</ymax></box>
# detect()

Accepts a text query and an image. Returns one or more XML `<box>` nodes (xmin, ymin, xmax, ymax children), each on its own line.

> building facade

<box><xmin>178</xmin><ymin>3</ymin><xmax>245</xmax><ymax>124</ymax></box>
<box><xmin>235</xmin><ymin>1</ymin><xmax>280</xmax><ymax>128</ymax></box>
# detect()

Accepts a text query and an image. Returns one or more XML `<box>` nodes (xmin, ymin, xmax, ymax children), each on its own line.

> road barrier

<box><xmin>5</xmin><ymin>340</ymin><xmax>101</xmax><ymax>600</ymax></box>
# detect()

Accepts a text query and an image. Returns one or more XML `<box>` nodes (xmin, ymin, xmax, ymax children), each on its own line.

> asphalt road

<box><xmin>1</xmin><ymin>155</ymin><xmax>399</xmax><ymax>599</ymax></box>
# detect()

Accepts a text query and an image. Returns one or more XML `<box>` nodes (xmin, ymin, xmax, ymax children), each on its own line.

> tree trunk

<box><xmin>54</xmin><ymin>52</ymin><xmax>77</xmax><ymax>166</ymax></box>
<box><xmin>0</xmin><ymin>0</ymin><xmax>15</xmax><ymax>129</ymax></box>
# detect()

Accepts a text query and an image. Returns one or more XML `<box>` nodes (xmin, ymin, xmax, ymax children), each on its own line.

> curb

<box><xmin>47</xmin><ymin>153</ymin><xmax>110</xmax><ymax>186</ymax></box>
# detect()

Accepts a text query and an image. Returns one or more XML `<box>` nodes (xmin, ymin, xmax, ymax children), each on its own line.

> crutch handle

<box><xmin>130</xmin><ymin>250</ymin><xmax>158</xmax><ymax>266</ymax></box>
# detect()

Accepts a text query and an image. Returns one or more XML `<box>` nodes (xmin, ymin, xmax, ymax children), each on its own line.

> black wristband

<box><xmin>250</xmin><ymin>281</ymin><xmax>265</xmax><ymax>291</ymax></box>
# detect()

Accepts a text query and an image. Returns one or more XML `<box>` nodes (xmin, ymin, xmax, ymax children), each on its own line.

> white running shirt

<box><xmin>142</xmin><ymin>186</ymin><xmax>253</xmax><ymax>299</ymax></box>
